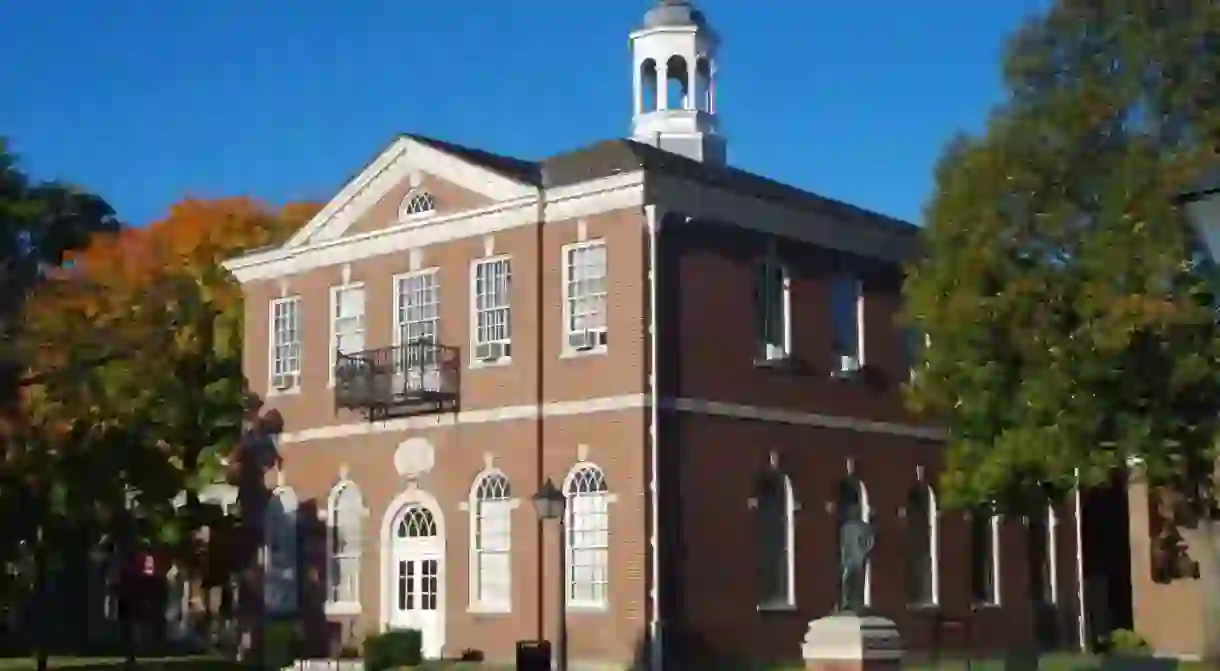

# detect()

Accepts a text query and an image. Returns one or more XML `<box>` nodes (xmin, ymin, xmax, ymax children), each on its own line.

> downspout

<box><xmin>534</xmin><ymin>184</ymin><xmax>548</xmax><ymax>644</ymax></box>
<box><xmin>645</xmin><ymin>203</ymin><xmax>663</xmax><ymax>670</ymax></box>
<box><xmin>1073</xmin><ymin>468</ymin><xmax>1087</xmax><ymax>651</ymax></box>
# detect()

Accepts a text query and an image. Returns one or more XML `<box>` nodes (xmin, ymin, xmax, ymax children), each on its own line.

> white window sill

<box><xmin>566</xmin><ymin>602</ymin><xmax>610</xmax><ymax>614</ymax></box>
<box><xmin>267</xmin><ymin>385</ymin><xmax>302</xmax><ymax>398</ymax></box>
<box><xmin>560</xmin><ymin>346</ymin><xmax>608</xmax><ymax>360</ymax></box>
<box><xmin>324</xmin><ymin>601</ymin><xmax>362</xmax><ymax>616</ymax></box>
<box><xmin>466</xmin><ymin>602</ymin><xmax>512</xmax><ymax>615</ymax></box>
<box><xmin>756</xmin><ymin>601</ymin><xmax>798</xmax><ymax>613</ymax></box>
<box><xmin>907</xmin><ymin>601</ymin><xmax>940</xmax><ymax>611</ymax></box>
<box><xmin>970</xmin><ymin>601</ymin><xmax>1002</xmax><ymax>609</ymax></box>
<box><xmin>469</xmin><ymin>355</ymin><xmax>512</xmax><ymax>370</ymax></box>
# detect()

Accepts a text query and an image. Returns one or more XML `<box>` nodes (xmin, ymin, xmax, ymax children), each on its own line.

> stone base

<box><xmin>801</xmin><ymin>613</ymin><xmax>903</xmax><ymax>671</ymax></box>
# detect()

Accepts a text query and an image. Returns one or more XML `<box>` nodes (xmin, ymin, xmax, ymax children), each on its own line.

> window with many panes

<box><xmin>755</xmin><ymin>470</ymin><xmax>795</xmax><ymax>608</ymax></box>
<box><xmin>395</xmin><ymin>271</ymin><xmax>440</xmax><ymax>374</ymax></box>
<box><xmin>471</xmin><ymin>472</ymin><xmax>513</xmax><ymax>611</ymax></box>
<box><xmin>905</xmin><ymin>485</ymin><xmax>938</xmax><ymax>606</ymax></box>
<box><xmin>566</xmin><ymin>464</ymin><xmax>609</xmax><ymax>608</ymax></box>
<box><xmin>327</xmin><ymin>483</ymin><xmax>363</xmax><ymax>608</ymax></box>
<box><xmin>330</xmin><ymin>286</ymin><xmax>365</xmax><ymax>383</ymax></box>
<box><xmin>563</xmin><ymin>241</ymin><xmax>608</xmax><ymax>351</ymax></box>
<box><xmin>472</xmin><ymin>257</ymin><xmax>512</xmax><ymax>360</ymax></box>
<box><xmin>270</xmin><ymin>297</ymin><xmax>302</xmax><ymax>388</ymax></box>
<box><xmin>754</xmin><ymin>256</ymin><xmax>790</xmax><ymax>361</ymax></box>
<box><xmin>970</xmin><ymin>509</ymin><xmax>1000</xmax><ymax>605</ymax></box>
<box><xmin>830</xmin><ymin>275</ymin><xmax>864</xmax><ymax>365</ymax></box>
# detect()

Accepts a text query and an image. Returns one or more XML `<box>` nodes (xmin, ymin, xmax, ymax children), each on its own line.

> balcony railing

<box><xmin>334</xmin><ymin>341</ymin><xmax>460</xmax><ymax>418</ymax></box>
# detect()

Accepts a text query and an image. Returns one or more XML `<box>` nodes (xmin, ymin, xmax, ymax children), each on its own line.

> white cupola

<box><xmin>629</xmin><ymin>0</ymin><xmax>726</xmax><ymax>165</ymax></box>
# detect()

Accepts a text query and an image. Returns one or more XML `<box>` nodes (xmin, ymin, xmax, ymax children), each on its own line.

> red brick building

<box><xmin>221</xmin><ymin>1</ymin><xmax>1084</xmax><ymax>667</ymax></box>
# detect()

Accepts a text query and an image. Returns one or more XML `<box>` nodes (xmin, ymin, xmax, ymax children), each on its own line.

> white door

<box><xmin>388</xmin><ymin>504</ymin><xmax>443</xmax><ymax>659</ymax></box>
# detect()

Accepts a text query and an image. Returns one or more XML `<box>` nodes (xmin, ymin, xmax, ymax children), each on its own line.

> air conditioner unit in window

<box><xmin>475</xmin><ymin>341</ymin><xmax>507</xmax><ymax>362</ymax></box>
<box><xmin>271</xmin><ymin>373</ymin><xmax>298</xmax><ymax>390</ymax></box>
<box><xmin>568</xmin><ymin>329</ymin><xmax>605</xmax><ymax>351</ymax></box>
<box><xmin>833</xmin><ymin>354</ymin><xmax>861</xmax><ymax>379</ymax></box>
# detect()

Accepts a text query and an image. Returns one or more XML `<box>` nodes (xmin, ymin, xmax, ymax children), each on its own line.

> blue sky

<box><xmin>1</xmin><ymin>1</ymin><xmax>1048</xmax><ymax>227</ymax></box>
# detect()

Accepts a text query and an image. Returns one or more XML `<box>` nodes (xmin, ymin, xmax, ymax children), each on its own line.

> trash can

<box><xmin>516</xmin><ymin>639</ymin><xmax>552</xmax><ymax>671</ymax></box>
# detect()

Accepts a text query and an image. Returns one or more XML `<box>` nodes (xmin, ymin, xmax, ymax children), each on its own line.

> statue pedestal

<box><xmin>801</xmin><ymin>612</ymin><xmax>903</xmax><ymax>671</ymax></box>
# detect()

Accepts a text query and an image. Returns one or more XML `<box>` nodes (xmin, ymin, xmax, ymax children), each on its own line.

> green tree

<box><xmin>904</xmin><ymin>0</ymin><xmax>1220</xmax><ymax>654</ymax></box>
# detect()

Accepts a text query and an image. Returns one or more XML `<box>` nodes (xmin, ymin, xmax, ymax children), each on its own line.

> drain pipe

<box><xmin>534</xmin><ymin>185</ymin><xmax>548</xmax><ymax>646</ymax></box>
<box><xmin>645</xmin><ymin>203</ymin><xmax>663</xmax><ymax>670</ymax></box>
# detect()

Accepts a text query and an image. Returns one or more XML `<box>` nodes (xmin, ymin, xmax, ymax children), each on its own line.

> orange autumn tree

<box><xmin>16</xmin><ymin>197</ymin><xmax>319</xmax><ymax>556</ymax></box>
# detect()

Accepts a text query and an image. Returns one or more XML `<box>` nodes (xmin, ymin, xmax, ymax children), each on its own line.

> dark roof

<box><xmin>540</xmin><ymin>139</ymin><xmax>918</xmax><ymax>237</ymax></box>
<box><xmin>404</xmin><ymin>133</ymin><xmax>541</xmax><ymax>185</ymax></box>
<box><xmin>365</xmin><ymin>132</ymin><xmax>916</xmax><ymax>238</ymax></box>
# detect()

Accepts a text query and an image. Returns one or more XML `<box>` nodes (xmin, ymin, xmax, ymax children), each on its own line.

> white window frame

<box><xmin>269</xmin><ymin>296</ymin><xmax>302</xmax><ymax>394</ymax></box>
<box><xmin>561</xmin><ymin>240</ymin><xmax>609</xmax><ymax>355</ymax></box>
<box><xmin>325</xmin><ymin>481</ymin><xmax>365</xmax><ymax>615</ymax></box>
<box><xmin>564</xmin><ymin>463</ymin><xmax>613</xmax><ymax>611</ymax></box>
<box><xmin>755</xmin><ymin>255</ymin><xmax>791</xmax><ymax>361</ymax></box>
<box><xmin>1045</xmin><ymin>504</ymin><xmax>1059</xmax><ymax>604</ymax></box>
<box><xmin>399</xmin><ymin>189</ymin><xmax>437</xmax><ymax>221</ymax></box>
<box><xmin>972</xmin><ymin>511</ymin><xmax>1002</xmax><ymax>606</ymax></box>
<box><xmin>470</xmin><ymin>256</ymin><xmax>512</xmax><ymax>365</ymax></box>
<box><xmin>329</xmin><ymin>284</ymin><xmax>366</xmax><ymax>386</ymax></box>
<box><xmin>755</xmin><ymin>471</ymin><xmax>796</xmax><ymax>610</ymax></box>
<box><xmin>831</xmin><ymin>275</ymin><xmax>865</xmax><ymax>366</ymax></box>
<box><xmin>906</xmin><ymin>485</ymin><xmax>940</xmax><ymax>606</ymax></box>
<box><xmin>393</xmin><ymin>269</ymin><xmax>441</xmax><ymax>375</ymax></box>
<box><xmin>467</xmin><ymin>470</ymin><xmax>518</xmax><ymax>613</ymax></box>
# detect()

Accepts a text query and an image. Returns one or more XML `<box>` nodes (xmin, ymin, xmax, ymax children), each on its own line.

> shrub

<box><xmin>263</xmin><ymin>619</ymin><xmax>304</xmax><ymax>669</ymax></box>
<box><xmin>363</xmin><ymin>630</ymin><xmax>423</xmax><ymax>671</ymax></box>
<box><xmin>1107</xmin><ymin>628</ymin><xmax>1152</xmax><ymax>656</ymax></box>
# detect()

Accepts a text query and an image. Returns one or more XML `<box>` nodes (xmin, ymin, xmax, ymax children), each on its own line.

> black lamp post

<box><xmin>532</xmin><ymin>478</ymin><xmax>567</xmax><ymax>671</ymax></box>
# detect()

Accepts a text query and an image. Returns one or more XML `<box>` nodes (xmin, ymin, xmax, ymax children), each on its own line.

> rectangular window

<box><xmin>563</xmin><ymin>241</ymin><xmax>608</xmax><ymax>351</ymax></box>
<box><xmin>475</xmin><ymin>497</ymin><xmax>513</xmax><ymax>609</ymax></box>
<box><xmin>270</xmin><ymin>297</ymin><xmax>302</xmax><ymax>389</ymax></box>
<box><xmin>394</xmin><ymin>271</ymin><xmax>441</xmax><ymax>383</ymax></box>
<box><xmin>830</xmin><ymin>275</ymin><xmax>864</xmax><ymax>365</ymax></box>
<box><xmin>472</xmin><ymin>257</ymin><xmax>512</xmax><ymax>361</ymax></box>
<box><xmin>971</xmin><ymin>512</ymin><xmax>1000</xmax><ymax>605</ymax></box>
<box><xmin>330</xmin><ymin>285</ymin><xmax>365</xmax><ymax>383</ymax></box>
<box><xmin>754</xmin><ymin>258</ymin><xmax>790</xmax><ymax>361</ymax></box>
<box><xmin>568</xmin><ymin>493</ymin><xmax>610</xmax><ymax>608</ymax></box>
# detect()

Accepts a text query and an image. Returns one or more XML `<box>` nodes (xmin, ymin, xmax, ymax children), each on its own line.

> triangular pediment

<box><xmin>283</xmin><ymin>135</ymin><xmax>538</xmax><ymax>248</ymax></box>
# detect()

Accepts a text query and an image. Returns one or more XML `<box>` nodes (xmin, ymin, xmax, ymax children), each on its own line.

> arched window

<box><xmin>905</xmin><ymin>485</ymin><xmax>939</xmax><ymax>605</ymax></box>
<box><xmin>471</xmin><ymin>471</ymin><xmax>513</xmax><ymax>611</ymax></box>
<box><xmin>327</xmin><ymin>482</ymin><xmax>364</xmax><ymax>608</ymax></box>
<box><xmin>565</xmin><ymin>464</ymin><xmax>610</xmax><ymax>608</ymax></box>
<box><xmin>1029</xmin><ymin>502</ymin><xmax>1058</xmax><ymax>604</ymax></box>
<box><xmin>755</xmin><ymin>469</ymin><xmax>795</xmax><ymax>608</ymax></box>
<box><xmin>694</xmin><ymin>58</ymin><xmax>712</xmax><ymax>112</ymax></box>
<box><xmin>400</xmin><ymin>190</ymin><xmax>436</xmax><ymax>220</ymax></box>
<box><xmin>970</xmin><ymin>506</ymin><xmax>1001</xmax><ymax>605</ymax></box>
<box><xmin>665</xmin><ymin>55</ymin><xmax>689</xmax><ymax>110</ymax></box>
<box><xmin>398</xmin><ymin>505</ymin><xmax>438</xmax><ymax>538</ymax></box>
<box><xmin>836</xmin><ymin>477</ymin><xmax>871</xmax><ymax>608</ymax></box>
<box><xmin>639</xmin><ymin>59</ymin><xmax>658</xmax><ymax>113</ymax></box>
<box><xmin>264</xmin><ymin>487</ymin><xmax>299</xmax><ymax>613</ymax></box>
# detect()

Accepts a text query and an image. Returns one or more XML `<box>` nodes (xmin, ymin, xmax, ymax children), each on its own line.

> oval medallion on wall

<box><xmin>394</xmin><ymin>437</ymin><xmax>435</xmax><ymax>479</ymax></box>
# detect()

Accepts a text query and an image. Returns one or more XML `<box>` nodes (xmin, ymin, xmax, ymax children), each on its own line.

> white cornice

<box><xmin>283</xmin><ymin>135</ymin><xmax>537</xmax><ymax>249</ymax></box>
<box><xmin>223</xmin><ymin>172</ymin><xmax>646</xmax><ymax>283</ymax></box>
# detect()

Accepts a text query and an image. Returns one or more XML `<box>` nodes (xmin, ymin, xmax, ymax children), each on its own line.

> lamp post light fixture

<box><xmin>532</xmin><ymin>478</ymin><xmax>567</xmax><ymax>671</ymax></box>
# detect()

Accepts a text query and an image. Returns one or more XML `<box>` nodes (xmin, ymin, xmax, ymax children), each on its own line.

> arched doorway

<box><xmin>381</xmin><ymin>493</ymin><xmax>445</xmax><ymax>659</ymax></box>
